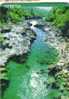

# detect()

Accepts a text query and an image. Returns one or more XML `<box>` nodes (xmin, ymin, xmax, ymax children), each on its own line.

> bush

<box><xmin>46</xmin><ymin>7</ymin><xmax>69</xmax><ymax>28</ymax></box>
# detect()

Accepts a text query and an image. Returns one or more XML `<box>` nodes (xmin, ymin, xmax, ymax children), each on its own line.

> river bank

<box><xmin>42</xmin><ymin>22</ymin><xmax>69</xmax><ymax>98</ymax></box>
<box><xmin>0</xmin><ymin>22</ymin><xmax>36</xmax><ymax>65</ymax></box>
<box><xmin>0</xmin><ymin>21</ymin><xmax>36</xmax><ymax>96</ymax></box>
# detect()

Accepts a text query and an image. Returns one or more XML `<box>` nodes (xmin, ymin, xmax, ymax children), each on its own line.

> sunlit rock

<box><xmin>30</xmin><ymin>20</ymin><xmax>37</xmax><ymax>26</ymax></box>
<box><xmin>0</xmin><ymin>24</ymin><xmax>36</xmax><ymax>66</ymax></box>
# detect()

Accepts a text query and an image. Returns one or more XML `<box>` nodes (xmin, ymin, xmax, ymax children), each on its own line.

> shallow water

<box><xmin>3</xmin><ymin>26</ymin><xmax>59</xmax><ymax>99</ymax></box>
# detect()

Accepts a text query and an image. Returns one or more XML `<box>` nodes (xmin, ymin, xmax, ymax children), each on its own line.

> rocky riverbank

<box><xmin>0</xmin><ymin>22</ymin><xmax>36</xmax><ymax>96</ymax></box>
<box><xmin>0</xmin><ymin>22</ymin><xmax>36</xmax><ymax>66</ymax></box>
<box><xmin>43</xmin><ymin>22</ymin><xmax>69</xmax><ymax>98</ymax></box>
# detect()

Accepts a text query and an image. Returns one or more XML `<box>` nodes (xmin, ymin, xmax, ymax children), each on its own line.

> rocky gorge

<box><xmin>0</xmin><ymin>4</ymin><xmax>69</xmax><ymax>99</ymax></box>
<box><xmin>0</xmin><ymin>19</ymin><xmax>69</xmax><ymax>99</ymax></box>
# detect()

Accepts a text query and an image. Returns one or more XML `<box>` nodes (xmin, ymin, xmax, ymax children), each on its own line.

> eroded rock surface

<box><xmin>0</xmin><ymin>24</ymin><xmax>36</xmax><ymax>66</ymax></box>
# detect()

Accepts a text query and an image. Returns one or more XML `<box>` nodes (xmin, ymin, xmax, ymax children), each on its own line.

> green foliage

<box><xmin>8</xmin><ymin>7</ymin><xmax>34</xmax><ymax>23</ymax></box>
<box><xmin>8</xmin><ymin>8</ymin><xmax>23</xmax><ymax>23</ymax></box>
<box><xmin>0</xmin><ymin>33</ymin><xmax>4</xmax><ymax>43</ymax></box>
<box><xmin>0</xmin><ymin>6</ymin><xmax>8</xmax><ymax>22</ymax></box>
<box><xmin>0</xmin><ymin>6</ymin><xmax>35</xmax><ymax>24</ymax></box>
<box><xmin>46</xmin><ymin>7</ymin><xmax>69</xmax><ymax>28</ymax></box>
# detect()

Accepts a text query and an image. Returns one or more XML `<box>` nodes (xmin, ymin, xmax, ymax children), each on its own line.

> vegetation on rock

<box><xmin>46</xmin><ymin>6</ymin><xmax>69</xmax><ymax>39</ymax></box>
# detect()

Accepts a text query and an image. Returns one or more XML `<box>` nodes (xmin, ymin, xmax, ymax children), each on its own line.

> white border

<box><xmin>0</xmin><ymin>0</ymin><xmax>69</xmax><ymax>4</ymax></box>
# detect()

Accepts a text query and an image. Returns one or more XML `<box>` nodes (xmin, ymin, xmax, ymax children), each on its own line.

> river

<box><xmin>3</xmin><ymin>22</ymin><xmax>59</xmax><ymax>99</ymax></box>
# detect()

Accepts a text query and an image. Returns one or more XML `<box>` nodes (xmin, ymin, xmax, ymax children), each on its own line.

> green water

<box><xmin>3</xmin><ymin>27</ymin><xmax>59</xmax><ymax>99</ymax></box>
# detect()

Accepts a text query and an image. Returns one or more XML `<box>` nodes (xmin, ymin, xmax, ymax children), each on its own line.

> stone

<box><xmin>0</xmin><ymin>23</ymin><xmax>36</xmax><ymax>66</ymax></box>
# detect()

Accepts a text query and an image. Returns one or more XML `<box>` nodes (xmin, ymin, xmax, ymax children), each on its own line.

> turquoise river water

<box><xmin>3</xmin><ymin>25</ymin><xmax>59</xmax><ymax>99</ymax></box>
